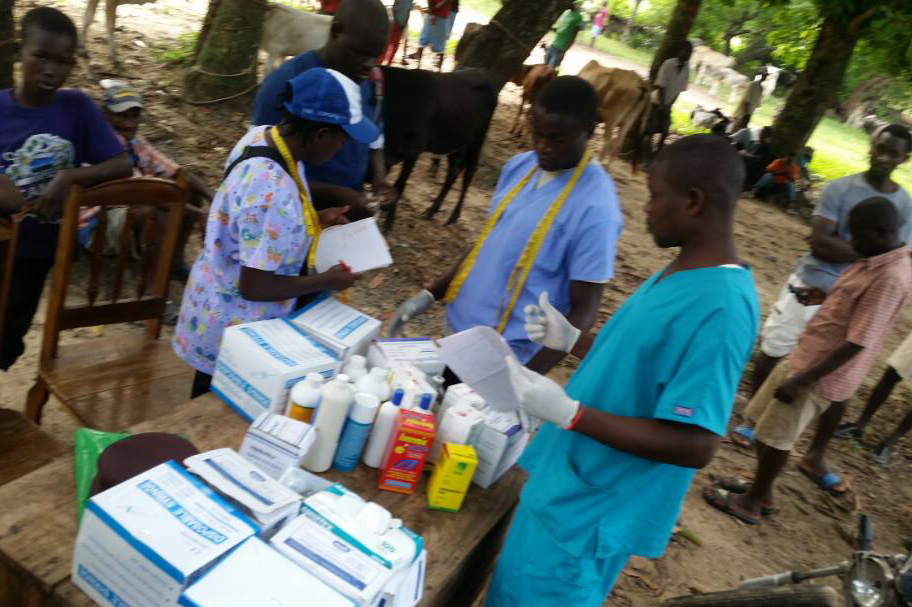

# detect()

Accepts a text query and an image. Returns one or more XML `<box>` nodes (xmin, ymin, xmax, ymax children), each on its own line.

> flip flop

<box><xmin>798</xmin><ymin>465</ymin><xmax>846</xmax><ymax>497</ymax></box>
<box><xmin>834</xmin><ymin>423</ymin><xmax>863</xmax><ymax>440</ymax></box>
<box><xmin>715</xmin><ymin>478</ymin><xmax>775</xmax><ymax>516</ymax></box>
<box><xmin>730</xmin><ymin>425</ymin><xmax>755</xmax><ymax>448</ymax></box>
<box><xmin>702</xmin><ymin>488</ymin><xmax>761</xmax><ymax>525</ymax></box>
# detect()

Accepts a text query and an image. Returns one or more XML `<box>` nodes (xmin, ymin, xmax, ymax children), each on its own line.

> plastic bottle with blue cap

<box><xmin>362</xmin><ymin>389</ymin><xmax>404</xmax><ymax>468</ymax></box>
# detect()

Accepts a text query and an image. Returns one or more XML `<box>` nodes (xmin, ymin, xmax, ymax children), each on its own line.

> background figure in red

<box><xmin>385</xmin><ymin>0</ymin><xmax>414</xmax><ymax>65</ymax></box>
<box><xmin>320</xmin><ymin>0</ymin><xmax>342</xmax><ymax>15</ymax></box>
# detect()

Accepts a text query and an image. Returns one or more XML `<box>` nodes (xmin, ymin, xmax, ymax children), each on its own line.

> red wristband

<box><xmin>565</xmin><ymin>404</ymin><xmax>584</xmax><ymax>431</ymax></box>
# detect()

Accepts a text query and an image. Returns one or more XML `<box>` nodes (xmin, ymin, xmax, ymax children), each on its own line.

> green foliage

<box><xmin>764</xmin><ymin>0</ymin><xmax>819</xmax><ymax>69</ymax></box>
<box><xmin>460</xmin><ymin>0</ymin><xmax>503</xmax><ymax>18</ymax></box>
<box><xmin>153</xmin><ymin>32</ymin><xmax>198</xmax><ymax>65</ymax></box>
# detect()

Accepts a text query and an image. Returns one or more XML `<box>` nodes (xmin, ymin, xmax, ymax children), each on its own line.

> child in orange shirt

<box><xmin>754</xmin><ymin>152</ymin><xmax>801</xmax><ymax>202</ymax></box>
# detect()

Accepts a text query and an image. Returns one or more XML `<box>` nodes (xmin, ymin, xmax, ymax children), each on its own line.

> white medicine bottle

<box><xmin>285</xmin><ymin>372</ymin><xmax>323</xmax><ymax>423</ymax></box>
<box><xmin>362</xmin><ymin>388</ymin><xmax>404</xmax><ymax>468</ymax></box>
<box><xmin>355</xmin><ymin>367</ymin><xmax>391</xmax><ymax>402</ymax></box>
<box><xmin>303</xmin><ymin>373</ymin><xmax>354</xmax><ymax>473</ymax></box>
<box><xmin>342</xmin><ymin>355</ymin><xmax>368</xmax><ymax>382</ymax></box>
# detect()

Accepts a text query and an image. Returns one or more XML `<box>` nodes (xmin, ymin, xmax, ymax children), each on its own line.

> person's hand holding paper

<box><xmin>505</xmin><ymin>357</ymin><xmax>580</xmax><ymax>429</ymax></box>
<box><xmin>314</xmin><ymin>217</ymin><xmax>392</xmax><ymax>273</ymax></box>
<box><xmin>437</xmin><ymin>327</ymin><xmax>523</xmax><ymax>412</ymax></box>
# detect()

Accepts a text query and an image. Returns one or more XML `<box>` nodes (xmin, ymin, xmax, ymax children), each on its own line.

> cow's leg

<box><xmin>105</xmin><ymin>0</ymin><xmax>120</xmax><ymax>68</ymax></box>
<box><xmin>422</xmin><ymin>152</ymin><xmax>462</xmax><ymax>220</ymax></box>
<box><xmin>446</xmin><ymin>143</ymin><xmax>481</xmax><ymax>225</ymax></box>
<box><xmin>82</xmin><ymin>0</ymin><xmax>101</xmax><ymax>57</ymax></box>
<box><xmin>385</xmin><ymin>156</ymin><xmax>418</xmax><ymax>233</ymax></box>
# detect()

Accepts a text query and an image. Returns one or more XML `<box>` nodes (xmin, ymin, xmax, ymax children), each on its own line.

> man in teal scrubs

<box><xmin>485</xmin><ymin>135</ymin><xmax>760</xmax><ymax>607</ymax></box>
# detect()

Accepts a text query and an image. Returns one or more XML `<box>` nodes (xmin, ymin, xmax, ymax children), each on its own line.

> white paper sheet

<box><xmin>314</xmin><ymin>217</ymin><xmax>393</xmax><ymax>273</ymax></box>
<box><xmin>437</xmin><ymin>327</ymin><xmax>520</xmax><ymax>412</ymax></box>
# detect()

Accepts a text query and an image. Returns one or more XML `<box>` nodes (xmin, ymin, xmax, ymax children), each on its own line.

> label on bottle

<box><xmin>333</xmin><ymin>419</ymin><xmax>372</xmax><ymax>471</ymax></box>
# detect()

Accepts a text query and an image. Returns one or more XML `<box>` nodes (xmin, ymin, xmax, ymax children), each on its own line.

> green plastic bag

<box><xmin>74</xmin><ymin>428</ymin><xmax>129</xmax><ymax>520</ymax></box>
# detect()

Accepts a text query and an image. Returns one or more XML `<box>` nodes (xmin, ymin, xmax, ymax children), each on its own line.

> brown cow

<box><xmin>577</xmin><ymin>60</ymin><xmax>650</xmax><ymax>163</ymax></box>
<box><xmin>509</xmin><ymin>64</ymin><xmax>557</xmax><ymax>138</ymax></box>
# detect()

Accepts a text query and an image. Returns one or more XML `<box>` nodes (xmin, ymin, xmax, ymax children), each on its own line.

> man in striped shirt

<box><xmin>706</xmin><ymin>197</ymin><xmax>912</xmax><ymax>524</ymax></box>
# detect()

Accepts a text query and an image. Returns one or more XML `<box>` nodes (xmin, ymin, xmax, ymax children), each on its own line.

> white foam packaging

<box><xmin>471</xmin><ymin>408</ymin><xmax>530</xmax><ymax>489</ymax></box>
<box><xmin>270</xmin><ymin>484</ymin><xmax>424</xmax><ymax>607</ymax></box>
<box><xmin>211</xmin><ymin>318</ymin><xmax>339</xmax><ymax>422</ymax></box>
<box><xmin>287</xmin><ymin>295</ymin><xmax>382</xmax><ymax>361</ymax></box>
<box><xmin>178</xmin><ymin>537</ymin><xmax>356</xmax><ymax>607</ymax></box>
<box><xmin>428</xmin><ymin>402</ymin><xmax>486</xmax><ymax>463</ymax></box>
<box><xmin>72</xmin><ymin>461</ymin><xmax>257</xmax><ymax>607</ymax></box>
<box><xmin>387</xmin><ymin>363</ymin><xmax>437</xmax><ymax>411</ymax></box>
<box><xmin>184</xmin><ymin>449</ymin><xmax>301</xmax><ymax>537</ymax></box>
<box><xmin>367</xmin><ymin>338</ymin><xmax>445</xmax><ymax>377</ymax></box>
<box><xmin>239</xmin><ymin>412</ymin><xmax>317</xmax><ymax>479</ymax></box>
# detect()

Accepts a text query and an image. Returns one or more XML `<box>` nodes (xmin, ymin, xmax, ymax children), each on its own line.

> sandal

<box><xmin>798</xmin><ymin>464</ymin><xmax>846</xmax><ymax>497</ymax></box>
<box><xmin>834</xmin><ymin>423</ymin><xmax>863</xmax><ymax>440</ymax></box>
<box><xmin>703</xmin><ymin>488</ymin><xmax>761</xmax><ymax>525</ymax></box>
<box><xmin>730</xmin><ymin>425</ymin><xmax>755</xmax><ymax>448</ymax></box>
<box><xmin>715</xmin><ymin>478</ymin><xmax>775</xmax><ymax>516</ymax></box>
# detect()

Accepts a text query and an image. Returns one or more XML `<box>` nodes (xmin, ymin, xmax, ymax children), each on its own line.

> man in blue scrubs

<box><xmin>389</xmin><ymin>76</ymin><xmax>622</xmax><ymax>374</ymax></box>
<box><xmin>251</xmin><ymin>0</ymin><xmax>391</xmax><ymax>216</ymax></box>
<box><xmin>485</xmin><ymin>135</ymin><xmax>760</xmax><ymax>607</ymax></box>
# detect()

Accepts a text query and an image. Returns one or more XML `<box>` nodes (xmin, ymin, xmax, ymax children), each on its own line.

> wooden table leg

<box><xmin>431</xmin><ymin>503</ymin><xmax>516</xmax><ymax>607</ymax></box>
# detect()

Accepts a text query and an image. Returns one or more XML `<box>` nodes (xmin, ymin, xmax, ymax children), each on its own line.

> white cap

<box><xmin>348</xmin><ymin>355</ymin><xmax>367</xmax><ymax>370</ymax></box>
<box><xmin>304</xmin><ymin>372</ymin><xmax>323</xmax><ymax>386</ymax></box>
<box><xmin>369</xmin><ymin>367</ymin><xmax>388</xmax><ymax>378</ymax></box>
<box><xmin>350</xmin><ymin>392</ymin><xmax>380</xmax><ymax>424</ymax></box>
<box><xmin>336</xmin><ymin>373</ymin><xmax>351</xmax><ymax>383</ymax></box>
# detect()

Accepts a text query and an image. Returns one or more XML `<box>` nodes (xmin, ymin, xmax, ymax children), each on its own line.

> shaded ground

<box><xmin>4</xmin><ymin>1</ymin><xmax>912</xmax><ymax>604</ymax></box>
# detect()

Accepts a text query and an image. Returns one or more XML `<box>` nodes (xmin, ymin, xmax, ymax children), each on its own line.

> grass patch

<box><xmin>460</xmin><ymin>0</ymin><xmax>501</xmax><ymax>18</ymax></box>
<box><xmin>153</xmin><ymin>32</ymin><xmax>197</xmax><ymax>65</ymax></box>
<box><xmin>590</xmin><ymin>36</ymin><xmax>653</xmax><ymax>68</ymax></box>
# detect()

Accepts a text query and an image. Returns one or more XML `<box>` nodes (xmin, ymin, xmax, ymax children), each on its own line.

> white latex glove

<box><xmin>523</xmin><ymin>292</ymin><xmax>581</xmax><ymax>353</ymax></box>
<box><xmin>505</xmin><ymin>356</ymin><xmax>580</xmax><ymax>429</ymax></box>
<box><xmin>389</xmin><ymin>289</ymin><xmax>435</xmax><ymax>337</ymax></box>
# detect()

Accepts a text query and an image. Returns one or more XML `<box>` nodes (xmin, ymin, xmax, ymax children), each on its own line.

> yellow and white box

<box><xmin>427</xmin><ymin>443</ymin><xmax>478</xmax><ymax>512</ymax></box>
<box><xmin>72</xmin><ymin>461</ymin><xmax>257</xmax><ymax>607</ymax></box>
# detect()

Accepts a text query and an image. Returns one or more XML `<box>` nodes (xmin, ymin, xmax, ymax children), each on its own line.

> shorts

<box><xmin>746</xmin><ymin>360</ymin><xmax>830</xmax><ymax>451</ymax></box>
<box><xmin>484</xmin><ymin>504</ymin><xmax>629</xmax><ymax>607</ymax></box>
<box><xmin>760</xmin><ymin>272</ymin><xmax>820</xmax><ymax>358</ymax></box>
<box><xmin>886</xmin><ymin>331</ymin><xmax>912</xmax><ymax>382</ymax></box>
<box><xmin>418</xmin><ymin>14</ymin><xmax>448</xmax><ymax>52</ymax></box>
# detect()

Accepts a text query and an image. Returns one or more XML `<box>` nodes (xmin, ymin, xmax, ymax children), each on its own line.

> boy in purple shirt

<box><xmin>0</xmin><ymin>7</ymin><xmax>130</xmax><ymax>370</ymax></box>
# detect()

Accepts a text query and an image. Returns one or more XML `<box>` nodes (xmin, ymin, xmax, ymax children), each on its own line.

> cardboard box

<box><xmin>378</xmin><ymin>409</ymin><xmax>436</xmax><ymax>495</ymax></box>
<box><xmin>387</xmin><ymin>363</ymin><xmax>437</xmax><ymax>411</ymax></box>
<box><xmin>72</xmin><ymin>461</ymin><xmax>257</xmax><ymax>607</ymax></box>
<box><xmin>471</xmin><ymin>409</ymin><xmax>529</xmax><ymax>489</ymax></box>
<box><xmin>287</xmin><ymin>295</ymin><xmax>381</xmax><ymax>361</ymax></box>
<box><xmin>427</xmin><ymin>444</ymin><xmax>478</xmax><ymax>512</ymax></box>
<box><xmin>271</xmin><ymin>485</ymin><xmax>423</xmax><ymax>607</ymax></box>
<box><xmin>184</xmin><ymin>449</ymin><xmax>301</xmax><ymax>537</ymax></box>
<box><xmin>211</xmin><ymin>318</ymin><xmax>338</xmax><ymax>422</ymax></box>
<box><xmin>367</xmin><ymin>338</ymin><xmax>445</xmax><ymax>377</ymax></box>
<box><xmin>239</xmin><ymin>412</ymin><xmax>316</xmax><ymax>479</ymax></box>
<box><xmin>438</xmin><ymin>383</ymin><xmax>485</xmax><ymax>422</ymax></box>
<box><xmin>428</xmin><ymin>402</ymin><xmax>485</xmax><ymax>463</ymax></box>
<box><xmin>179</xmin><ymin>537</ymin><xmax>355</xmax><ymax>607</ymax></box>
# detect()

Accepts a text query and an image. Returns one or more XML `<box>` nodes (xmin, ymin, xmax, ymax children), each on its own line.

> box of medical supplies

<box><xmin>471</xmin><ymin>409</ymin><xmax>530</xmax><ymax>489</ymax></box>
<box><xmin>287</xmin><ymin>295</ymin><xmax>381</xmax><ymax>361</ymax></box>
<box><xmin>211</xmin><ymin>318</ymin><xmax>338</xmax><ymax>422</ymax></box>
<box><xmin>270</xmin><ymin>484</ymin><xmax>424</xmax><ymax>607</ymax></box>
<box><xmin>72</xmin><ymin>461</ymin><xmax>257</xmax><ymax>607</ymax></box>
<box><xmin>239</xmin><ymin>412</ymin><xmax>316</xmax><ymax>479</ymax></box>
<box><xmin>184</xmin><ymin>449</ymin><xmax>301</xmax><ymax>537</ymax></box>
<box><xmin>438</xmin><ymin>383</ymin><xmax>485</xmax><ymax>422</ymax></box>
<box><xmin>379</xmin><ymin>409</ymin><xmax>436</xmax><ymax>495</ymax></box>
<box><xmin>429</xmin><ymin>402</ymin><xmax>485</xmax><ymax>463</ymax></box>
<box><xmin>367</xmin><ymin>338</ymin><xmax>445</xmax><ymax>377</ymax></box>
<box><xmin>388</xmin><ymin>363</ymin><xmax>437</xmax><ymax>411</ymax></box>
<box><xmin>427</xmin><ymin>444</ymin><xmax>478</xmax><ymax>512</ymax></box>
<box><xmin>178</xmin><ymin>537</ymin><xmax>355</xmax><ymax>607</ymax></box>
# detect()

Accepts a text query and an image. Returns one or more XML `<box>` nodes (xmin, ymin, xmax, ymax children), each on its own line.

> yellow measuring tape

<box><xmin>270</xmin><ymin>127</ymin><xmax>322</xmax><ymax>272</ymax></box>
<box><xmin>443</xmin><ymin>149</ymin><xmax>590</xmax><ymax>333</ymax></box>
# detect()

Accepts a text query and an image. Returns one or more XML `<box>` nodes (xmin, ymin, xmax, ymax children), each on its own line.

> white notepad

<box><xmin>315</xmin><ymin>217</ymin><xmax>393</xmax><ymax>273</ymax></box>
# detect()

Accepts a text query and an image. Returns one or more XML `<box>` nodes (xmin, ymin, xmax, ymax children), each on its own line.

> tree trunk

<box><xmin>769</xmin><ymin>6</ymin><xmax>878</xmax><ymax>157</ymax></box>
<box><xmin>183</xmin><ymin>0</ymin><xmax>267</xmax><ymax>104</ymax></box>
<box><xmin>649</xmin><ymin>0</ymin><xmax>701</xmax><ymax>81</ymax></box>
<box><xmin>0</xmin><ymin>0</ymin><xmax>15</xmax><ymax>90</ymax></box>
<box><xmin>623</xmin><ymin>0</ymin><xmax>643</xmax><ymax>40</ymax></box>
<box><xmin>456</xmin><ymin>0</ymin><xmax>571</xmax><ymax>90</ymax></box>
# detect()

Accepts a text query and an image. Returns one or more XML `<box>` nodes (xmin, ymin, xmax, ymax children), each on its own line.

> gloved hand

<box><xmin>389</xmin><ymin>289</ymin><xmax>435</xmax><ymax>336</ymax></box>
<box><xmin>523</xmin><ymin>292</ymin><xmax>581</xmax><ymax>353</ymax></box>
<box><xmin>505</xmin><ymin>356</ymin><xmax>580</xmax><ymax>429</ymax></box>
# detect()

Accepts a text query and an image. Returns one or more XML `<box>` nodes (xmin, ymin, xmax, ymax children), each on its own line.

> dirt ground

<box><xmin>5</xmin><ymin>0</ymin><xmax>912</xmax><ymax>604</ymax></box>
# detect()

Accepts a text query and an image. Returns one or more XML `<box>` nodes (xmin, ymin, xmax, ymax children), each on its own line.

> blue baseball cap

<box><xmin>284</xmin><ymin>68</ymin><xmax>379</xmax><ymax>144</ymax></box>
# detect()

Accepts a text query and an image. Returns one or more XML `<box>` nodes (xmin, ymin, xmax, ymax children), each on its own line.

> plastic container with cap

<box><xmin>333</xmin><ymin>392</ymin><xmax>380</xmax><ymax>471</ymax></box>
<box><xmin>285</xmin><ymin>372</ymin><xmax>323</xmax><ymax>423</ymax></box>
<box><xmin>362</xmin><ymin>389</ymin><xmax>404</xmax><ymax>468</ymax></box>
<box><xmin>417</xmin><ymin>393</ymin><xmax>432</xmax><ymax>411</ymax></box>
<box><xmin>355</xmin><ymin>366</ymin><xmax>391</xmax><ymax>402</ymax></box>
<box><xmin>341</xmin><ymin>354</ymin><xmax>368</xmax><ymax>382</ymax></box>
<box><xmin>303</xmin><ymin>374</ymin><xmax>354</xmax><ymax>473</ymax></box>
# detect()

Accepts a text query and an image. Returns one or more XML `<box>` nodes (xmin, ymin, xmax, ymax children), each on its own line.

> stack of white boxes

<box><xmin>286</xmin><ymin>295</ymin><xmax>381</xmax><ymax>361</ymax></box>
<box><xmin>367</xmin><ymin>338</ymin><xmax>445</xmax><ymax>377</ymax></box>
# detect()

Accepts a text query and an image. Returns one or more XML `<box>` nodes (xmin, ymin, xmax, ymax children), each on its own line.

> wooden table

<box><xmin>0</xmin><ymin>393</ymin><xmax>524</xmax><ymax>607</ymax></box>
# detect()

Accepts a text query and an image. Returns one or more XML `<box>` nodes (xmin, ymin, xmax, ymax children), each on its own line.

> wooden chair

<box><xmin>25</xmin><ymin>175</ymin><xmax>195</xmax><ymax>431</ymax></box>
<box><xmin>0</xmin><ymin>215</ymin><xmax>19</xmax><ymax>351</ymax></box>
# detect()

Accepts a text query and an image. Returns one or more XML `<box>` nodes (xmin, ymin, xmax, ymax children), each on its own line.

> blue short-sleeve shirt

<box><xmin>518</xmin><ymin>266</ymin><xmax>759</xmax><ymax>558</ymax></box>
<box><xmin>251</xmin><ymin>52</ymin><xmax>381</xmax><ymax>192</ymax></box>
<box><xmin>445</xmin><ymin>151</ymin><xmax>623</xmax><ymax>362</ymax></box>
